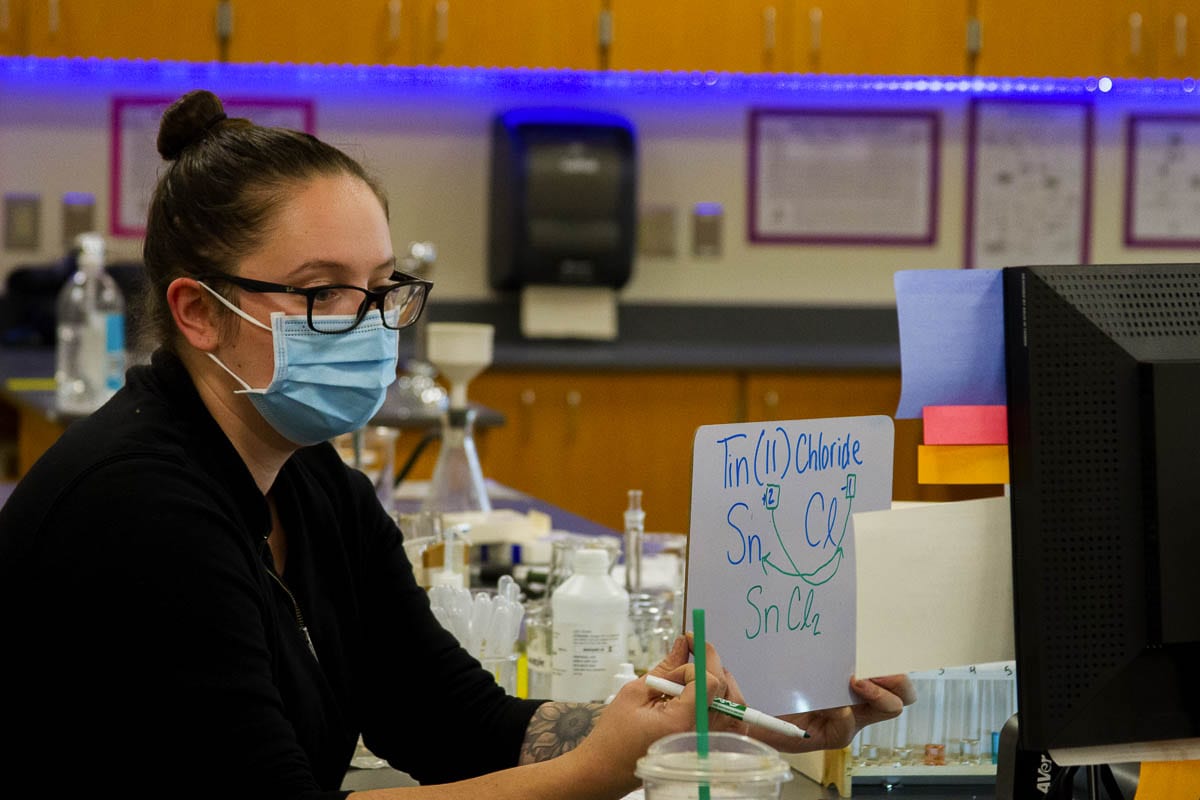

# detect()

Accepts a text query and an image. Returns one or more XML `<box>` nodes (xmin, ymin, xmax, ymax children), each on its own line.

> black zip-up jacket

<box><xmin>0</xmin><ymin>349</ymin><xmax>540</xmax><ymax>799</ymax></box>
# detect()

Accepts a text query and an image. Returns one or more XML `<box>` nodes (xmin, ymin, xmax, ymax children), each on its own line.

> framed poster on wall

<box><xmin>965</xmin><ymin>98</ymin><xmax>1094</xmax><ymax>269</ymax></box>
<box><xmin>1124</xmin><ymin>114</ymin><xmax>1200</xmax><ymax>247</ymax></box>
<box><xmin>111</xmin><ymin>96</ymin><xmax>315</xmax><ymax>237</ymax></box>
<box><xmin>748</xmin><ymin>108</ymin><xmax>940</xmax><ymax>245</ymax></box>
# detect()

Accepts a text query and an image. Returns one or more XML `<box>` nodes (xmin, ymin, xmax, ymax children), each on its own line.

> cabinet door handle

<box><xmin>809</xmin><ymin>7</ymin><xmax>822</xmax><ymax>61</ymax></box>
<box><xmin>966</xmin><ymin>16</ymin><xmax>982</xmax><ymax>60</ymax></box>
<box><xmin>388</xmin><ymin>0</ymin><xmax>402</xmax><ymax>42</ymax></box>
<box><xmin>1176</xmin><ymin>12</ymin><xmax>1188</xmax><ymax>59</ymax></box>
<box><xmin>764</xmin><ymin>390</ymin><xmax>780</xmax><ymax>411</ymax></box>
<box><xmin>1129</xmin><ymin>11</ymin><xmax>1143</xmax><ymax>58</ymax></box>
<box><xmin>519</xmin><ymin>389</ymin><xmax>536</xmax><ymax>441</ymax></box>
<box><xmin>216</xmin><ymin>1</ymin><xmax>234</xmax><ymax>41</ymax></box>
<box><xmin>598</xmin><ymin>7</ymin><xmax>613</xmax><ymax>48</ymax></box>
<box><xmin>47</xmin><ymin>0</ymin><xmax>59</xmax><ymax>35</ymax></box>
<box><xmin>763</xmin><ymin>6</ymin><xmax>777</xmax><ymax>56</ymax></box>
<box><xmin>435</xmin><ymin>0</ymin><xmax>448</xmax><ymax>46</ymax></box>
<box><xmin>565</xmin><ymin>390</ymin><xmax>582</xmax><ymax>441</ymax></box>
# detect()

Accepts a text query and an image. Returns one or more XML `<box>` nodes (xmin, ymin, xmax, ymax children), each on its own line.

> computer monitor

<box><xmin>1003</xmin><ymin>263</ymin><xmax>1200</xmax><ymax>761</ymax></box>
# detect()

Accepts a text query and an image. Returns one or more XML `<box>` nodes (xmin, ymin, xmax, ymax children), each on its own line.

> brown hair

<box><xmin>140</xmin><ymin>89</ymin><xmax>388</xmax><ymax>352</ymax></box>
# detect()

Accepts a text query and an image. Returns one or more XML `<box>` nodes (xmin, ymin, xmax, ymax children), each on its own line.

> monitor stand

<box><xmin>995</xmin><ymin>715</ymin><xmax>1138</xmax><ymax>800</ymax></box>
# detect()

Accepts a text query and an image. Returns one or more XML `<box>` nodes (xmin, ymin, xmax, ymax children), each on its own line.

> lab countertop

<box><xmin>342</xmin><ymin>766</ymin><xmax>996</xmax><ymax>798</ymax></box>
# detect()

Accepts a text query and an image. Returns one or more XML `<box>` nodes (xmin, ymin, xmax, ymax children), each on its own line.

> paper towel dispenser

<box><xmin>488</xmin><ymin>108</ymin><xmax>636</xmax><ymax>290</ymax></box>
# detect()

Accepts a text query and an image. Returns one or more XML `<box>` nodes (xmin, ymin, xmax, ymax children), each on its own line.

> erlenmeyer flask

<box><xmin>422</xmin><ymin>408</ymin><xmax>491</xmax><ymax>514</ymax></box>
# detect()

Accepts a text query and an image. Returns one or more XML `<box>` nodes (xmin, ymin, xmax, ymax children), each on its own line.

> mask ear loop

<box><xmin>197</xmin><ymin>280</ymin><xmax>272</xmax><ymax>332</ymax></box>
<box><xmin>197</xmin><ymin>280</ymin><xmax>271</xmax><ymax>395</ymax></box>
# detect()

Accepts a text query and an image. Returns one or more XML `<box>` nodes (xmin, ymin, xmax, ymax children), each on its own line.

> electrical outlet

<box><xmin>692</xmin><ymin>202</ymin><xmax>723</xmax><ymax>257</ymax></box>
<box><xmin>4</xmin><ymin>193</ymin><xmax>41</xmax><ymax>250</ymax></box>
<box><xmin>638</xmin><ymin>205</ymin><xmax>678</xmax><ymax>257</ymax></box>
<box><xmin>62</xmin><ymin>192</ymin><xmax>97</xmax><ymax>249</ymax></box>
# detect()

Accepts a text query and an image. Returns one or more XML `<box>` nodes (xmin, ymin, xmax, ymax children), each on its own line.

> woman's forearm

<box><xmin>518</xmin><ymin>702</ymin><xmax>606</xmax><ymax>764</ymax></box>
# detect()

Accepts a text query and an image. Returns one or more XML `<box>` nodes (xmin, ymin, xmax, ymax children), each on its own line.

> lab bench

<box><xmin>0</xmin><ymin>302</ymin><xmax>1000</xmax><ymax>531</ymax></box>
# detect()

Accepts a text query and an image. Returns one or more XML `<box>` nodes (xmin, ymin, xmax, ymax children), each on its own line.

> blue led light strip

<box><xmin>0</xmin><ymin>56</ymin><xmax>1197</xmax><ymax>99</ymax></box>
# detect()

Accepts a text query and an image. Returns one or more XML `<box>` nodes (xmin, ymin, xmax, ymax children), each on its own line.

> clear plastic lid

<box><xmin>635</xmin><ymin>732</ymin><xmax>793</xmax><ymax>785</ymax></box>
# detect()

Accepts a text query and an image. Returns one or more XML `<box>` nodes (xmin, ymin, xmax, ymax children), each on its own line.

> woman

<box><xmin>0</xmin><ymin>90</ymin><xmax>912</xmax><ymax>799</ymax></box>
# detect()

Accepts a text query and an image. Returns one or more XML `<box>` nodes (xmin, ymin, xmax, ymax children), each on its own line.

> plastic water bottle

<box><xmin>551</xmin><ymin>547</ymin><xmax>629</xmax><ymax>702</ymax></box>
<box><xmin>55</xmin><ymin>233</ymin><xmax>125</xmax><ymax>414</ymax></box>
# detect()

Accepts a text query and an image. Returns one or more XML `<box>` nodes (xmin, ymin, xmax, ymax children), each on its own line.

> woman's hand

<box><xmin>767</xmin><ymin>674</ymin><xmax>917</xmax><ymax>753</ymax></box>
<box><xmin>555</xmin><ymin>636</ymin><xmax>705</xmax><ymax>796</ymax></box>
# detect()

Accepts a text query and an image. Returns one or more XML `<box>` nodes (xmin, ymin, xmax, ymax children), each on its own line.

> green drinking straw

<box><xmin>693</xmin><ymin>607</ymin><xmax>710</xmax><ymax>800</ymax></box>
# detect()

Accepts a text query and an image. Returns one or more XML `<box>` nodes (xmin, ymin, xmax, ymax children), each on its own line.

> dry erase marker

<box><xmin>645</xmin><ymin>675</ymin><xmax>809</xmax><ymax>739</ymax></box>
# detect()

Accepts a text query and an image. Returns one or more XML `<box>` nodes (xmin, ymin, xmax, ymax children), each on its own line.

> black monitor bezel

<box><xmin>1004</xmin><ymin>263</ymin><xmax>1200</xmax><ymax>754</ymax></box>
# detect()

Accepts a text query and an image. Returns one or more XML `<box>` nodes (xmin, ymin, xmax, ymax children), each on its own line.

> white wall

<box><xmin>1</xmin><ymin>62</ymin><xmax>1198</xmax><ymax>306</ymax></box>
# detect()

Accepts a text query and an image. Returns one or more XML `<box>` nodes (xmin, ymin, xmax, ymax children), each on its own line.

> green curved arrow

<box><xmin>799</xmin><ymin>547</ymin><xmax>843</xmax><ymax>587</ymax></box>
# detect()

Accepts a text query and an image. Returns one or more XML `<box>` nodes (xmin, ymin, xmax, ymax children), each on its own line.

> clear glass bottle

<box><xmin>55</xmin><ymin>233</ymin><xmax>125</xmax><ymax>415</ymax></box>
<box><xmin>422</xmin><ymin>407</ymin><xmax>491</xmax><ymax>514</ymax></box>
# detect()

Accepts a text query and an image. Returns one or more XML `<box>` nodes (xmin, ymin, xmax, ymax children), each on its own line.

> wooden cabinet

<box><xmin>608</xmin><ymin>1</ymin><xmax>968</xmax><ymax>75</ymax></box>
<box><xmin>1141</xmin><ymin>0</ymin><xmax>1200</xmax><ymax>77</ymax></box>
<box><xmin>410</xmin><ymin>0</ymin><xmax>601</xmax><ymax>69</ymax></box>
<box><xmin>461</xmin><ymin>367</ymin><xmax>999</xmax><ymax>536</ymax></box>
<box><xmin>974</xmin><ymin>0</ymin><xmax>1200</xmax><ymax>78</ymax></box>
<box><xmin>744</xmin><ymin>370</ymin><xmax>1002</xmax><ymax>504</ymax></box>
<box><xmin>11</xmin><ymin>0</ymin><xmax>1200</xmax><ymax>78</ymax></box>
<box><xmin>799</xmin><ymin>0</ymin><xmax>970</xmax><ymax>77</ymax></box>
<box><xmin>0</xmin><ymin>0</ymin><xmax>29</xmax><ymax>56</ymax></box>
<box><xmin>467</xmin><ymin>370</ymin><xmax>742</xmax><ymax>535</ymax></box>
<box><xmin>224</xmin><ymin>1</ymin><xmax>415</xmax><ymax>66</ymax></box>
<box><xmin>608</xmin><ymin>0</ymin><xmax>794</xmax><ymax>73</ymax></box>
<box><xmin>974</xmin><ymin>0</ymin><xmax>1138</xmax><ymax>78</ymax></box>
<box><xmin>25</xmin><ymin>0</ymin><xmax>220</xmax><ymax>61</ymax></box>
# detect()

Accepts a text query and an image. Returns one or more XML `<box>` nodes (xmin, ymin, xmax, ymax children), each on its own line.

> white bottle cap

<box><xmin>572</xmin><ymin>547</ymin><xmax>610</xmax><ymax>574</ymax></box>
<box><xmin>605</xmin><ymin>662</ymin><xmax>638</xmax><ymax>704</ymax></box>
<box><xmin>76</xmin><ymin>232</ymin><xmax>105</xmax><ymax>260</ymax></box>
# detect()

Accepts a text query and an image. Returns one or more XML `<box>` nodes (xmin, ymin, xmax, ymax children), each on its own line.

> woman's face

<box><xmin>215</xmin><ymin>171</ymin><xmax>394</xmax><ymax>392</ymax></box>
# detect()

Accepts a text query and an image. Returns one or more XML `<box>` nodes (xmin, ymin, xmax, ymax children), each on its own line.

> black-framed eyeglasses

<box><xmin>197</xmin><ymin>270</ymin><xmax>432</xmax><ymax>334</ymax></box>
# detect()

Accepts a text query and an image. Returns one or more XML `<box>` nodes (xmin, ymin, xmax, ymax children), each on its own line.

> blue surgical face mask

<box><xmin>199</xmin><ymin>282</ymin><xmax>399</xmax><ymax>446</ymax></box>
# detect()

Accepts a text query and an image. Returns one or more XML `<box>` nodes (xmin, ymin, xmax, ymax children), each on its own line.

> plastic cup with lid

<box><xmin>635</xmin><ymin>731</ymin><xmax>793</xmax><ymax>799</ymax></box>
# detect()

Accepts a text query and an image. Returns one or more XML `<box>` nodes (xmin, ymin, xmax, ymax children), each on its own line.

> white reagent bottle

<box><xmin>551</xmin><ymin>548</ymin><xmax>629</xmax><ymax>702</ymax></box>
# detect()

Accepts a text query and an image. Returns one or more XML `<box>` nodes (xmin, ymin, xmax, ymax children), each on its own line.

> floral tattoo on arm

<box><xmin>518</xmin><ymin>702</ymin><xmax>605</xmax><ymax>764</ymax></box>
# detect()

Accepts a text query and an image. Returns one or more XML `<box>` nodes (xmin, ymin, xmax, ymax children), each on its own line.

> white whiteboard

<box><xmin>685</xmin><ymin>416</ymin><xmax>894</xmax><ymax>715</ymax></box>
<box><xmin>749</xmin><ymin>109</ymin><xmax>939</xmax><ymax>244</ymax></box>
<box><xmin>1125</xmin><ymin>114</ymin><xmax>1200</xmax><ymax>246</ymax></box>
<box><xmin>111</xmin><ymin>96</ymin><xmax>314</xmax><ymax>237</ymax></box>
<box><xmin>967</xmin><ymin>99</ymin><xmax>1092</xmax><ymax>268</ymax></box>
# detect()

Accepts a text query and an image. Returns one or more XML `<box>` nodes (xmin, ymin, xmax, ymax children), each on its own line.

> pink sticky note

<box><xmin>923</xmin><ymin>405</ymin><xmax>1008</xmax><ymax>445</ymax></box>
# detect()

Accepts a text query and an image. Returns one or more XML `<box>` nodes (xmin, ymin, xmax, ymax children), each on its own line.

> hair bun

<box><xmin>157</xmin><ymin>89</ymin><xmax>227</xmax><ymax>161</ymax></box>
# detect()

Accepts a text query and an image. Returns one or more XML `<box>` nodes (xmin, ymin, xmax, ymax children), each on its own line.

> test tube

<box><xmin>891</xmin><ymin>701</ymin><xmax>912</xmax><ymax>767</ymax></box>
<box><xmin>944</xmin><ymin>666</ymin><xmax>980</xmax><ymax>765</ymax></box>
<box><xmin>923</xmin><ymin>671</ymin><xmax>947</xmax><ymax>766</ymax></box>
<box><xmin>903</xmin><ymin>673</ymin><xmax>933</xmax><ymax>766</ymax></box>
